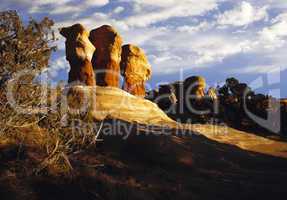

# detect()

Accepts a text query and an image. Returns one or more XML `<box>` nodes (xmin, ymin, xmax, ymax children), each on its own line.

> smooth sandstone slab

<box><xmin>66</xmin><ymin>86</ymin><xmax>176</xmax><ymax>126</ymax></box>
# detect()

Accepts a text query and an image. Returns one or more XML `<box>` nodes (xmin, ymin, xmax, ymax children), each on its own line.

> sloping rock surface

<box><xmin>67</xmin><ymin>86</ymin><xmax>176</xmax><ymax>126</ymax></box>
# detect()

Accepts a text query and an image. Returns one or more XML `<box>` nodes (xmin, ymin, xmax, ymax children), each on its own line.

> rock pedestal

<box><xmin>60</xmin><ymin>23</ymin><xmax>96</xmax><ymax>86</ymax></box>
<box><xmin>120</xmin><ymin>44</ymin><xmax>152</xmax><ymax>97</ymax></box>
<box><xmin>89</xmin><ymin>25</ymin><xmax>123</xmax><ymax>87</ymax></box>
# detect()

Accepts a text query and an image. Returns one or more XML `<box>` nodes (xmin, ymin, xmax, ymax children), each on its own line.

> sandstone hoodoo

<box><xmin>120</xmin><ymin>44</ymin><xmax>152</xmax><ymax>97</ymax></box>
<box><xmin>184</xmin><ymin>76</ymin><xmax>206</xmax><ymax>100</ymax></box>
<box><xmin>155</xmin><ymin>84</ymin><xmax>177</xmax><ymax>111</ymax></box>
<box><xmin>183</xmin><ymin>76</ymin><xmax>212</xmax><ymax>121</ymax></box>
<box><xmin>89</xmin><ymin>25</ymin><xmax>123</xmax><ymax>87</ymax></box>
<box><xmin>207</xmin><ymin>87</ymin><xmax>218</xmax><ymax>101</ymax></box>
<box><xmin>60</xmin><ymin>23</ymin><xmax>96</xmax><ymax>86</ymax></box>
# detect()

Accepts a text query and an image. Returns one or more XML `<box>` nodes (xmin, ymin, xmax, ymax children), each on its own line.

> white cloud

<box><xmin>85</xmin><ymin>0</ymin><xmax>109</xmax><ymax>7</ymax></box>
<box><xmin>153</xmin><ymin>53</ymin><xmax>182</xmax><ymax>64</ymax></box>
<box><xmin>3</xmin><ymin>0</ymin><xmax>287</xmax><ymax>82</ymax></box>
<box><xmin>131</xmin><ymin>0</ymin><xmax>180</xmax><ymax>7</ymax></box>
<box><xmin>134</xmin><ymin>28</ymin><xmax>254</xmax><ymax>73</ymax></box>
<box><xmin>266</xmin><ymin>0</ymin><xmax>287</xmax><ymax>9</ymax></box>
<box><xmin>122</xmin><ymin>26</ymin><xmax>167</xmax><ymax>45</ymax></box>
<box><xmin>190</xmin><ymin>36</ymin><xmax>252</xmax><ymax>64</ymax></box>
<box><xmin>177</xmin><ymin>21</ymin><xmax>214</xmax><ymax>34</ymax></box>
<box><xmin>29</xmin><ymin>0</ymin><xmax>109</xmax><ymax>14</ymax></box>
<box><xmin>51</xmin><ymin>0</ymin><xmax>287</xmax><ymax>78</ymax></box>
<box><xmin>46</xmin><ymin>5</ymin><xmax>82</xmax><ymax>15</ymax></box>
<box><xmin>120</xmin><ymin>0</ymin><xmax>185</xmax><ymax>9</ymax></box>
<box><xmin>122</xmin><ymin>0</ymin><xmax>220</xmax><ymax>27</ymax></box>
<box><xmin>113</xmin><ymin>6</ymin><xmax>125</xmax><ymax>14</ymax></box>
<box><xmin>217</xmin><ymin>1</ymin><xmax>268</xmax><ymax>27</ymax></box>
<box><xmin>56</xmin><ymin>12</ymin><xmax>129</xmax><ymax>32</ymax></box>
<box><xmin>230</xmin><ymin>65</ymin><xmax>284</xmax><ymax>74</ymax></box>
<box><xmin>39</xmin><ymin>56</ymin><xmax>69</xmax><ymax>82</ymax></box>
<box><xmin>258</xmin><ymin>13</ymin><xmax>287</xmax><ymax>47</ymax></box>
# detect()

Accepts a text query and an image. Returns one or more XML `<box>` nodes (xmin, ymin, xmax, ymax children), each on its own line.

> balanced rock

<box><xmin>120</xmin><ymin>44</ymin><xmax>152</xmax><ymax>97</ymax></box>
<box><xmin>89</xmin><ymin>25</ymin><xmax>123</xmax><ymax>87</ymax></box>
<box><xmin>60</xmin><ymin>24</ymin><xmax>96</xmax><ymax>86</ymax></box>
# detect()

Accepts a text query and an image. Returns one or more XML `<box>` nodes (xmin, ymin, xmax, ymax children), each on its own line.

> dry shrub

<box><xmin>1</xmin><ymin>82</ymin><xmax>103</xmax><ymax>175</ymax></box>
<box><xmin>0</xmin><ymin>10</ymin><xmax>103</xmax><ymax>175</ymax></box>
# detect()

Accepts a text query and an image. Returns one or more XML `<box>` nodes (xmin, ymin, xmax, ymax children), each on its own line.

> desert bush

<box><xmin>0</xmin><ymin>10</ymin><xmax>56</xmax><ymax>141</ymax></box>
<box><xmin>0</xmin><ymin>11</ymin><xmax>102</xmax><ymax>175</ymax></box>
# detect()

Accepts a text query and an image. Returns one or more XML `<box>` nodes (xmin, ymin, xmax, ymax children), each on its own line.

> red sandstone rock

<box><xmin>89</xmin><ymin>25</ymin><xmax>123</xmax><ymax>87</ymax></box>
<box><xmin>60</xmin><ymin>23</ymin><xmax>96</xmax><ymax>86</ymax></box>
<box><xmin>120</xmin><ymin>44</ymin><xmax>152</xmax><ymax>97</ymax></box>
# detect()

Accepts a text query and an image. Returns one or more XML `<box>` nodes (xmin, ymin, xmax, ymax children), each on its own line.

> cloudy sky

<box><xmin>1</xmin><ymin>0</ymin><xmax>287</xmax><ymax>97</ymax></box>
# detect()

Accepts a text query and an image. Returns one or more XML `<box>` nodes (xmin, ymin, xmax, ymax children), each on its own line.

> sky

<box><xmin>1</xmin><ymin>0</ymin><xmax>287</xmax><ymax>97</ymax></box>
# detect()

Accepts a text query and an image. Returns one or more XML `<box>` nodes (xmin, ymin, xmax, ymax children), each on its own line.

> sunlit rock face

<box><xmin>60</xmin><ymin>23</ymin><xmax>96</xmax><ymax>86</ymax></box>
<box><xmin>120</xmin><ymin>44</ymin><xmax>152</xmax><ymax>97</ymax></box>
<box><xmin>66</xmin><ymin>59</ymin><xmax>96</xmax><ymax>86</ymax></box>
<box><xmin>281</xmin><ymin>99</ymin><xmax>287</xmax><ymax>107</ymax></box>
<box><xmin>89</xmin><ymin>25</ymin><xmax>123</xmax><ymax>87</ymax></box>
<box><xmin>207</xmin><ymin>87</ymin><xmax>218</xmax><ymax>101</ymax></box>
<box><xmin>65</xmin><ymin>86</ymin><xmax>176</xmax><ymax>127</ymax></box>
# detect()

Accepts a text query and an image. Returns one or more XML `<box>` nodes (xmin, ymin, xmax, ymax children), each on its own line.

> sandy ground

<box><xmin>1</xmin><ymin>121</ymin><xmax>287</xmax><ymax>200</ymax></box>
<box><xmin>192</xmin><ymin>124</ymin><xmax>287</xmax><ymax>158</ymax></box>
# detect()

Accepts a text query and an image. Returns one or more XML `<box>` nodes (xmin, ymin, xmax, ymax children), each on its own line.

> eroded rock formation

<box><xmin>89</xmin><ymin>25</ymin><xmax>123</xmax><ymax>87</ymax></box>
<box><xmin>120</xmin><ymin>44</ymin><xmax>152</xmax><ymax>97</ymax></box>
<box><xmin>60</xmin><ymin>24</ymin><xmax>96</xmax><ymax>86</ymax></box>
<box><xmin>207</xmin><ymin>87</ymin><xmax>218</xmax><ymax>101</ymax></box>
<box><xmin>280</xmin><ymin>99</ymin><xmax>287</xmax><ymax>107</ymax></box>
<box><xmin>156</xmin><ymin>84</ymin><xmax>177</xmax><ymax>111</ymax></box>
<box><xmin>184</xmin><ymin>76</ymin><xmax>206</xmax><ymax>100</ymax></box>
<box><xmin>65</xmin><ymin>86</ymin><xmax>176</xmax><ymax>127</ymax></box>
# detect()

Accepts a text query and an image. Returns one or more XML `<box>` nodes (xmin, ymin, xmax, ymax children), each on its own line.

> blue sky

<box><xmin>1</xmin><ymin>0</ymin><xmax>287</xmax><ymax>97</ymax></box>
